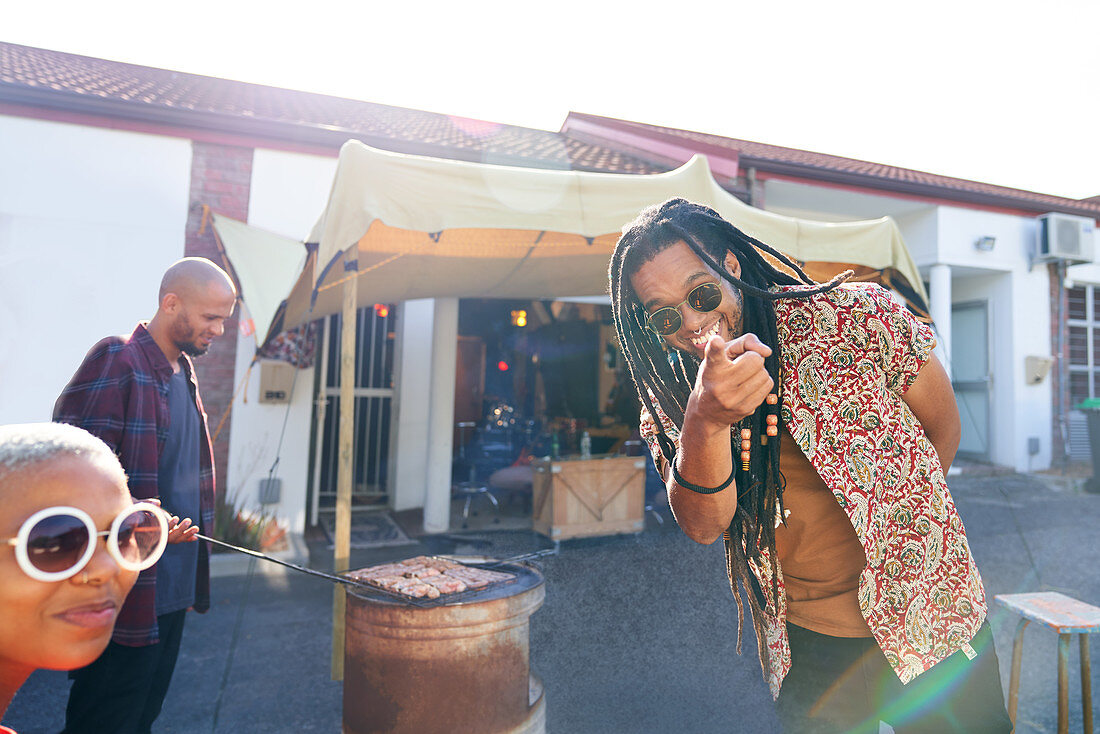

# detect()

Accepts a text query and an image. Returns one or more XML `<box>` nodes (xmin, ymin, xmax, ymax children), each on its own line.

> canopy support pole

<box><xmin>331</xmin><ymin>262</ymin><xmax>357</xmax><ymax>680</ymax></box>
<box><xmin>424</xmin><ymin>297</ymin><xmax>459</xmax><ymax>533</ymax></box>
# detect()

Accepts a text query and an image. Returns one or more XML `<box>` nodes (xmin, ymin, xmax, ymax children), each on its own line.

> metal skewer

<box><xmin>195</xmin><ymin>534</ymin><xmax>554</xmax><ymax>584</ymax></box>
<box><xmin>195</xmin><ymin>533</ymin><xmax>371</xmax><ymax>589</ymax></box>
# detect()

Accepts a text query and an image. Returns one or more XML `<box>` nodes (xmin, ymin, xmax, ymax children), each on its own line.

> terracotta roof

<box><xmin>0</xmin><ymin>42</ymin><xmax>665</xmax><ymax>174</ymax></box>
<box><xmin>563</xmin><ymin>112</ymin><xmax>1100</xmax><ymax>219</ymax></box>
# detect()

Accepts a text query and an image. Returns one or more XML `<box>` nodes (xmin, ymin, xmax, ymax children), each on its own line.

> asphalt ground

<box><xmin>5</xmin><ymin>470</ymin><xmax>1098</xmax><ymax>734</ymax></box>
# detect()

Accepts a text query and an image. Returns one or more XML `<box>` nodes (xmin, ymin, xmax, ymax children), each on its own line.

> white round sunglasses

<box><xmin>4</xmin><ymin>502</ymin><xmax>169</xmax><ymax>582</ymax></box>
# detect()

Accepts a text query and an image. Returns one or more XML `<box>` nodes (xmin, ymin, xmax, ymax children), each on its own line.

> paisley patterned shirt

<box><xmin>640</xmin><ymin>283</ymin><xmax>986</xmax><ymax>698</ymax></box>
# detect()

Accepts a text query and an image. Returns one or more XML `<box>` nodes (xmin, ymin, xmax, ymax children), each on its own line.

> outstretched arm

<box><xmin>667</xmin><ymin>333</ymin><xmax>774</xmax><ymax>545</ymax></box>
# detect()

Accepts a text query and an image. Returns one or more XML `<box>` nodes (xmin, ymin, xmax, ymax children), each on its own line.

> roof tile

<box><xmin>0</xmin><ymin>42</ymin><xmax>665</xmax><ymax>175</ymax></box>
<box><xmin>564</xmin><ymin>113</ymin><xmax>1100</xmax><ymax>218</ymax></box>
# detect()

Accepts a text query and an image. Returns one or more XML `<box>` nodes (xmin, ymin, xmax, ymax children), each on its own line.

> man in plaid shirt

<box><xmin>55</xmin><ymin>257</ymin><xmax>236</xmax><ymax>734</ymax></box>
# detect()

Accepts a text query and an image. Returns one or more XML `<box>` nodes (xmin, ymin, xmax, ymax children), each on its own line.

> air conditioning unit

<box><xmin>1035</xmin><ymin>213</ymin><xmax>1096</xmax><ymax>264</ymax></box>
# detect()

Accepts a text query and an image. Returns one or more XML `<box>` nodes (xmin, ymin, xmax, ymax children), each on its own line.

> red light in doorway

<box><xmin>497</xmin><ymin>360</ymin><xmax>509</xmax><ymax>371</ymax></box>
<box><xmin>374</xmin><ymin>303</ymin><xmax>390</xmax><ymax>318</ymax></box>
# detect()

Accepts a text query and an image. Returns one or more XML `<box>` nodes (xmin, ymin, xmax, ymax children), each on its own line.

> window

<box><xmin>1067</xmin><ymin>285</ymin><xmax>1100</xmax><ymax>408</ymax></box>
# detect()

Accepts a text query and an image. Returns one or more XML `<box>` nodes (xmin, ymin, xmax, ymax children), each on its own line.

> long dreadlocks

<box><xmin>608</xmin><ymin>198</ymin><xmax>849</xmax><ymax>681</ymax></box>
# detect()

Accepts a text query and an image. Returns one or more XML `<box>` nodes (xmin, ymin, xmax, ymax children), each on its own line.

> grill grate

<box><xmin>343</xmin><ymin>558</ymin><xmax>543</xmax><ymax>608</ymax></box>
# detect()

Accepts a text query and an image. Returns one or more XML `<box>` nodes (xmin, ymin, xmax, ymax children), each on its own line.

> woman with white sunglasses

<box><xmin>0</xmin><ymin>423</ymin><xmax>168</xmax><ymax>730</ymax></box>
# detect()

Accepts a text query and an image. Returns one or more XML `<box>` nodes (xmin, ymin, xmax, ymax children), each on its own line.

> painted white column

<box><xmin>423</xmin><ymin>297</ymin><xmax>459</xmax><ymax>533</ymax></box>
<box><xmin>391</xmin><ymin>299</ymin><xmax>436</xmax><ymax>512</ymax></box>
<box><xmin>929</xmin><ymin>264</ymin><xmax>952</xmax><ymax>379</ymax></box>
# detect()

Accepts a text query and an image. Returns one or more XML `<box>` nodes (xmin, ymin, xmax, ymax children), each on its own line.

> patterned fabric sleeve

<box><xmin>862</xmin><ymin>285</ymin><xmax>937</xmax><ymax>395</ymax></box>
<box><xmin>638</xmin><ymin>391</ymin><xmax>680</xmax><ymax>478</ymax></box>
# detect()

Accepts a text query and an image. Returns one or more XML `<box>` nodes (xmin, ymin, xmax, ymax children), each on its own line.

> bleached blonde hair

<box><xmin>0</xmin><ymin>423</ymin><xmax>126</xmax><ymax>487</ymax></box>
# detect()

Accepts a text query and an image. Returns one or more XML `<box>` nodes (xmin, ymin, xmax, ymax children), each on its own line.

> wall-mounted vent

<box><xmin>1036</xmin><ymin>213</ymin><xmax>1096</xmax><ymax>264</ymax></box>
<box><xmin>258</xmin><ymin>360</ymin><xmax>295</xmax><ymax>404</ymax></box>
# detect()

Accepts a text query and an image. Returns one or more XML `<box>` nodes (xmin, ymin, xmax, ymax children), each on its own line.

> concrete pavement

<box><xmin>5</xmin><ymin>469</ymin><xmax>1098</xmax><ymax>733</ymax></box>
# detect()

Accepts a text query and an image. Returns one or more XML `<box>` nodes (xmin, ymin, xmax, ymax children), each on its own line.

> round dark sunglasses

<box><xmin>645</xmin><ymin>281</ymin><xmax>724</xmax><ymax>336</ymax></box>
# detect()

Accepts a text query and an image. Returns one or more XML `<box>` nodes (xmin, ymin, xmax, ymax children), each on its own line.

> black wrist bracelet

<box><xmin>671</xmin><ymin>458</ymin><xmax>736</xmax><ymax>495</ymax></box>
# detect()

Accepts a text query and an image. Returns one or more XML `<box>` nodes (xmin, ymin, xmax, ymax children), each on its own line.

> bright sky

<box><xmin>6</xmin><ymin>0</ymin><xmax>1098</xmax><ymax>200</ymax></box>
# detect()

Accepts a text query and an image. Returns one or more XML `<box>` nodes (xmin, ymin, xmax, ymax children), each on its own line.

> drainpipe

<box><xmin>1053</xmin><ymin>260</ymin><xmax>1070</xmax><ymax>469</ymax></box>
<box><xmin>746</xmin><ymin>167</ymin><xmax>759</xmax><ymax>208</ymax></box>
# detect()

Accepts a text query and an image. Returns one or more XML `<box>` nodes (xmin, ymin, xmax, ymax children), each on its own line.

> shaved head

<box><xmin>149</xmin><ymin>257</ymin><xmax>237</xmax><ymax>360</ymax></box>
<box><xmin>158</xmin><ymin>257</ymin><xmax>236</xmax><ymax>303</ymax></box>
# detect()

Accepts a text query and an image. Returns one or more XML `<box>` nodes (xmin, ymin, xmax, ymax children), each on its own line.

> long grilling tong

<box><xmin>195</xmin><ymin>533</ymin><xmax>555</xmax><ymax>590</ymax></box>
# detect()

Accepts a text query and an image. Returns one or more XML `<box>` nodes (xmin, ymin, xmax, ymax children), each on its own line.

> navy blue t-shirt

<box><xmin>154</xmin><ymin>365</ymin><xmax>201</xmax><ymax>615</ymax></box>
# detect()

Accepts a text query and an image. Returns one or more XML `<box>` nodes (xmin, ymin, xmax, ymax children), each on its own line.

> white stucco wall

<box><xmin>893</xmin><ymin>207</ymin><xmax>940</xmax><ymax>266</ymax></box>
<box><xmin>222</xmin><ymin>148</ymin><xmax>339</xmax><ymax>533</ymax></box>
<box><xmin>0</xmin><ymin>114</ymin><xmax>191</xmax><ymax>423</ymax></box>
<box><xmin>765</xmin><ymin>181</ymin><xmax>1060</xmax><ymax>473</ymax></box>
<box><xmin>932</xmin><ymin>208</ymin><xmax>1034</xmax><ymax>274</ymax></box>
<box><xmin>936</xmin><ymin>207</ymin><xmax>1052</xmax><ymax>471</ymax></box>
<box><xmin>1006</xmin><ymin>267</ymin><xmax>1053</xmax><ymax>472</ymax></box>
<box><xmin>247</xmin><ymin>149</ymin><xmax>340</xmax><ymax>242</ymax></box>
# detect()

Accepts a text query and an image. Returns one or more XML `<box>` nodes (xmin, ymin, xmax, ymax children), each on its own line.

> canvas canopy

<box><xmin>246</xmin><ymin>140</ymin><xmax>929</xmax><ymax>341</ymax></box>
<box><xmin>281</xmin><ymin>141</ymin><xmax>929</xmax><ymax>333</ymax></box>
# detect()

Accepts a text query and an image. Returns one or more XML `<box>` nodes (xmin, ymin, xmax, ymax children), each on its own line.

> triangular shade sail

<box><xmin>210</xmin><ymin>212</ymin><xmax>309</xmax><ymax>347</ymax></box>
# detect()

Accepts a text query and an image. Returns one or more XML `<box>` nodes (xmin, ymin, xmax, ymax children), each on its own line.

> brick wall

<box><xmin>184</xmin><ymin>142</ymin><xmax>253</xmax><ymax>489</ymax></box>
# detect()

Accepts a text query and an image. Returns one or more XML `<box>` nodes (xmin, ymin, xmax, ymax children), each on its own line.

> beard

<box><xmin>171</xmin><ymin>315</ymin><xmax>210</xmax><ymax>357</ymax></box>
<box><xmin>177</xmin><ymin>340</ymin><xmax>209</xmax><ymax>357</ymax></box>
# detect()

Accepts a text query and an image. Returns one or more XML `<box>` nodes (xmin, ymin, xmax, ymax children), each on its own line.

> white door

<box><xmin>308</xmin><ymin>307</ymin><xmax>397</xmax><ymax>525</ymax></box>
<box><xmin>951</xmin><ymin>301</ymin><xmax>991</xmax><ymax>460</ymax></box>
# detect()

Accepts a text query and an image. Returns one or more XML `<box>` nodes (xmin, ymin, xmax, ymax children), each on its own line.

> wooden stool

<box><xmin>995</xmin><ymin>592</ymin><xmax>1099</xmax><ymax>734</ymax></box>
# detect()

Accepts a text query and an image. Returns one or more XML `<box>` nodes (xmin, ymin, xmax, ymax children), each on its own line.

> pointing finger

<box><xmin>724</xmin><ymin>333</ymin><xmax>773</xmax><ymax>360</ymax></box>
<box><xmin>703</xmin><ymin>335</ymin><xmax>730</xmax><ymax>364</ymax></box>
<box><xmin>742</xmin><ymin>333</ymin><xmax>773</xmax><ymax>357</ymax></box>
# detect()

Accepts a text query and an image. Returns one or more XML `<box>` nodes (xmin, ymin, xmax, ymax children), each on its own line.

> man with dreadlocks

<box><xmin>610</xmin><ymin>198</ymin><xmax>1011</xmax><ymax>733</ymax></box>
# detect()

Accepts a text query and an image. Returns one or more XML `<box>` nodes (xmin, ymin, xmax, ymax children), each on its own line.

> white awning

<box><xmin>220</xmin><ymin>140</ymin><xmax>929</xmax><ymax>341</ymax></box>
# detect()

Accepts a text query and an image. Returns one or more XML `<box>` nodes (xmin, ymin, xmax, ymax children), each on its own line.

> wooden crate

<box><xmin>532</xmin><ymin>456</ymin><xmax>646</xmax><ymax>541</ymax></box>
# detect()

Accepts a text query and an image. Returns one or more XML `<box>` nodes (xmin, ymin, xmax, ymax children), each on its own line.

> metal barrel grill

<box><xmin>342</xmin><ymin>558</ymin><xmax>545</xmax><ymax>734</ymax></box>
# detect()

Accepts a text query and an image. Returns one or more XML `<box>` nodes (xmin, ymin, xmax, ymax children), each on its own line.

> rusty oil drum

<box><xmin>342</xmin><ymin>561</ymin><xmax>545</xmax><ymax>734</ymax></box>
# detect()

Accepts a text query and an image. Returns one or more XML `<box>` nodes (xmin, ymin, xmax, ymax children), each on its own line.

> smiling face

<box><xmin>0</xmin><ymin>454</ymin><xmax>138</xmax><ymax>677</ymax></box>
<box><xmin>629</xmin><ymin>240</ymin><xmax>745</xmax><ymax>359</ymax></box>
<box><xmin>167</xmin><ymin>280</ymin><xmax>236</xmax><ymax>357</ymax></box>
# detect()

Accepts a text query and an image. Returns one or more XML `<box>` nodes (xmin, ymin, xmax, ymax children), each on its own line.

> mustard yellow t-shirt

<box><xmin>775</xmin><ymin>429</ymin><xmax>872</xmax><ymax>638</ymax></box>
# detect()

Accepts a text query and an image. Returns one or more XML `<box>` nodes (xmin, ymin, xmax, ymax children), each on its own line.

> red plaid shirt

<box><xmin>54</xmin><ymin>323</ymin><xmax>215</xmax><ymax>646</ymax></box>
<box><xmin>642</xmin><ymin>284</ymin><xmax>986</xmax><ymax>696</ymax></box>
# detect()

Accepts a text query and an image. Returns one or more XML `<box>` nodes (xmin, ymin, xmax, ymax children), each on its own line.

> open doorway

<box><xmin>452</xmin><ymin>298</ymin><xmax>642</xmax><ymax>492</ymax></box>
